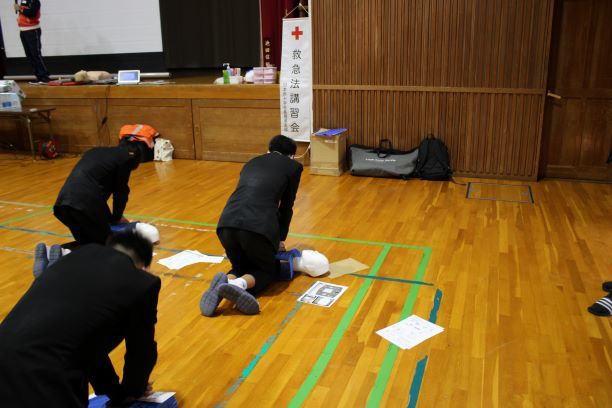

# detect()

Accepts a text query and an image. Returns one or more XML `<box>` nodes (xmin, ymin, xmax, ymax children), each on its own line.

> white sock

<box><xmin>61</xmin><ymin>248</ymin><xmax>71</xmax><ymax>256</ymax></box>
<box><xmin>228</xmin><ymin>278</ymin><xmax>247</xmax><ymax>290</ymax></box>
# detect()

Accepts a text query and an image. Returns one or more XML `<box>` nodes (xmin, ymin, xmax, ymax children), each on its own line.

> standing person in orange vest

<box><xmin>14</xmin><ymin>0</ymin><xmax>51</xmax><ymax>84</ymax></box>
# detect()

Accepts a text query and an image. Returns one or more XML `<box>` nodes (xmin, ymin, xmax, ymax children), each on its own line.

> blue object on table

<box><xmin>275</xmin><ymin>249</ymin><xmax>301</xmax><ymax>281</ymax></box>
<box><xmin>88</xmin><ymin>395</ymin><xmax>179</xmax><ymax>408</ymax></box>
<box><xmin>110</xmin><ymin>222</ymin><xmax>140</xmax><ymax>233</ymax></box>
<box><xmin>313</xmin><ymin>128</ymin><xmax>348</xmax><ymax>137</ymax></box>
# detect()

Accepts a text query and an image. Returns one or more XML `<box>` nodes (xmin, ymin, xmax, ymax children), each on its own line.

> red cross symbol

<box><xmin>291</xmin><ymin>26</ymin><xmax>303</xmax><ymax>40</ymax></box>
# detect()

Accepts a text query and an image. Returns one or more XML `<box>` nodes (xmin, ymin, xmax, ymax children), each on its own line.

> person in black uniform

<box><xmin>53</xmin><ymin>145</ymin><xmax>142</xmax><ymax>248</ymax></box>
<box><xmin>0</xmin><ymin>231</ymin><xmax>160</xmax><ymax>408</ymax></box>
<box><xmin>200</xmin><ymin>135</ymin><xmax>303</xmax><ymax>316</ymax></box>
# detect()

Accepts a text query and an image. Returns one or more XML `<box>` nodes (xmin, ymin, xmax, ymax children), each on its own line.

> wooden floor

<box><xmin>0</xmin><ymin>154</ymin><xmax>610</xmax><ymax>407</ymax></box>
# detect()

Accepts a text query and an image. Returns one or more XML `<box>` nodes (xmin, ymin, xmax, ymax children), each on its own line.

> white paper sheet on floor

<box><xmin>158</xmin><ymin>250</ymin><xmax>223</xmax><ymax>270</ymax></box>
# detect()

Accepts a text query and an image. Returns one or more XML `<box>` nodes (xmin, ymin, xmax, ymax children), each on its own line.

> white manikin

<box><xmin>292</xmin><ymin>250</ymin><xmax>329</xmax><ymax>277</ymax></box>
<box><xmin>134</xmin><ymin>223</ymin><xmax>160</xmax><ymax>245</ymax></box>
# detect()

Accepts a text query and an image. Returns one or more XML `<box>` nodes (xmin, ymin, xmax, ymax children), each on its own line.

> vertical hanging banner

<box><xmin>280</xmin><ymin>17</ymin><xmax>312</xmax><ymax>142</ymax></box>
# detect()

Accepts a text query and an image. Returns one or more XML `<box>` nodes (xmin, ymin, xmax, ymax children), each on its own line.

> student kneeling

<box><xmin>201</xmin><ymin>135</ymin><xmax>303</xmax><ymax>316</ymax></box>
<box><xmin>0</xmin><ymin>232</ymin><xmax>160</xmax><ymax>408</ymax></box>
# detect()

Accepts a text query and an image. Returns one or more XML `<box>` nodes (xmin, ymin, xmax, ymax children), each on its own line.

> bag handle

<box><xmin>377</xmin><ymin>139</ymin><xmax>393</xmax><ymax>158</ymax></box>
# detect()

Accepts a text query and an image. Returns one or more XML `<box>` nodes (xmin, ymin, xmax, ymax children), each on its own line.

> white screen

<box><xmin>0</xmin><ymin>0</ymin><xmax>163</xmax><ymax>58</ymax></box>
<box><xmin>119</xmin><ymin>70</ymin><xmax>139</xmax><ymax>82</ymax></box>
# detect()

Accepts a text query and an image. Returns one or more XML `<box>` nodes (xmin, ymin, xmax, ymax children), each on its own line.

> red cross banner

<box><xmin>280</xmin><ymin>17</ymin><xmax>312</xmax><ymax>142</ymax></box>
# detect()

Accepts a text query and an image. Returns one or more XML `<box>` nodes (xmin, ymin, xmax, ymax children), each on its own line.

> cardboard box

<box><xmin>309</xmin><ymin>128</ymin><xmax>348</xmax><ymax>176</ymax></box>
<box><xmin>0</xmin><ymin>93</ymin><xmax>21</xmax><ymax>111</ymax></box>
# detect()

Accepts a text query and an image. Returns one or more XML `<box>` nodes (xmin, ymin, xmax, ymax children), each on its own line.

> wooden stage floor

<box><xmin>0</xmin><ymin>155</ymin><xmax>610</xmax><ymax>407</ymax></box>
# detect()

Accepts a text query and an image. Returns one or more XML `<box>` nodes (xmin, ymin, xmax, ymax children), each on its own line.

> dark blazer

<box><xmin>0</xmin><ymin>244</ymin><xmax>160</xmax><ymax>408</ymax></box>
<box><xmin>55</xmin><ymin>147</ymin><xmax>134</xmax><ymax>223</ymax></box>
<box><xmin>218</xmin><ymin>152</ymin><xmax>303</xmax><ymax>248</ymax></box>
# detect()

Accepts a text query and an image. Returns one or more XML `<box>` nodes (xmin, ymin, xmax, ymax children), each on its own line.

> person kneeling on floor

<box><xmin>200</xmin><ymin>135</ymin><xmax>303</xmax><ymax>316</ymax></box>
<box><xmin>0</xmin><ymin>231</ymin><xmax>160</xmax><ymax>407</ymax></box>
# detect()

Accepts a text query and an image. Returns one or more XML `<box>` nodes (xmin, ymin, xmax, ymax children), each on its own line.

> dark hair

<box><xmin>268</xmin><ymin>135</ymin><xmax>297</xmax><ymax>156</ymax></box>
<box><xmin>119</xmin><ymin>140</ymin><xmax>142</xmax><ymax>170</ymax></box>
<box><xmin>107</xmin><ymin>231</ymin><xmax>153</xmax><ymax>268</ymax></box>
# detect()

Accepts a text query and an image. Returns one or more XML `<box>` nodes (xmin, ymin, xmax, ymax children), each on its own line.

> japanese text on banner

<box><xmin>280</xmin><ymin>17</ymin><xmax>312</xmax><ymax>142</ymax></box>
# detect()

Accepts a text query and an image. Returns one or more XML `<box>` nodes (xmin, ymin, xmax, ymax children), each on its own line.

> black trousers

<box><xmin>54</xmin><ymin>205</ymin><xmax>111</xmax><ymax>248</ymax></box>
<box><xmin>217</xmin><ymin>228</ymin><xmax>278</xmax><ymax>295</ymax></box>
<box><xmin>19</xmin><ymin>28</ymin><xmax>50</xmax><ymax>82</ymax></box>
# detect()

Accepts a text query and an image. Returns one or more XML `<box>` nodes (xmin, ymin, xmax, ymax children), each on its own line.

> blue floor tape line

<box><xmin>215</xmin><ymin>302</ymin><xmax>303</xmax><ymax>407</ymax></box>
<box><xmin>407</xmin><ymin>356</ymin><xmax>428</xmax><ymax>408</ymax></box>
<box><xmin>406</xmin><ymin>289</ymin><xmax>443</xmax><ymax>407</ymax></box>
<box><xmin>349</xmin><ymin>273</ymin><xmax>433</xmax><ymax>286</ymax></box>
<box><xmin>429</xmin><ymin>289</ymin><xmax>443</xmax><ymax>323</ymax></box>
<box><xmin>0</xmin><ymin>224</ymin><xmax>71</xmax><ymax>238</ymax></box>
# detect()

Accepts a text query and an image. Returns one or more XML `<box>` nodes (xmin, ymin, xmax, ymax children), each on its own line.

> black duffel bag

<box><xmin>349</xmin><ymin>139</ymin><xmax>418</xmax><ymax>179</ymax></box>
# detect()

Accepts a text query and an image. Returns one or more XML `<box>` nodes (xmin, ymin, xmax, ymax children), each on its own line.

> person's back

<box><xmin>202</xmin><ymin>135</ymin><xmax>302</xmax><ymax>316</ymax></box>
<box><xmin>219</xmin><ymin>152</ymin><xmax>303</xmax><ymax>248</ymax></box>
<box><xmin>56</xmin><ymin>147</ymin><xmax>134</xmax><ymax>214</ymax></box>
<box><xmin>0</xmin><ymin>242</ymin><xmax>160</xmax><ymax>407</ymax></box>
<box><xmin>53</xmin><ymin>146</ymin><xmax>141</xmax><ymax>248</ymax></box>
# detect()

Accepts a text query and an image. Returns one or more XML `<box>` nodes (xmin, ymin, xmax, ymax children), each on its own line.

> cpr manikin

<box><xmin>292</xmin><ymin>249</ymin><xmax>329</xmax><ymax>277</ymax></box>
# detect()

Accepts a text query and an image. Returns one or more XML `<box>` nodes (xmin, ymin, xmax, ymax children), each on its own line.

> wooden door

<box><xmin>541</xmin><ymin>0</ymin><xmax>612</xmax><ymax>181</ymax></box>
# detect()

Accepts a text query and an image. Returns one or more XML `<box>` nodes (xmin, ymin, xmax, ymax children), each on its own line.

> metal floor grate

<box><xmin>466</xmin><ymin>182</ymin><xmax>534</xmax><ymax>204</ymax></box>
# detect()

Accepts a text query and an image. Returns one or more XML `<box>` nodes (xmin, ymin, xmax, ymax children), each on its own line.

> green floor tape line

<box><xmin>124</xmin><ymin>213</ymin><xmax>218</xmax><ymax>228</ymax></box>
<box><xmin>288</xmin><ymin>245</ymin><xmax>391</xmax><ymax>408</ymax></box>
<box><xmin>1</xmin><ymin>200</ymin><xmax>435</xmax><ymax>405</ymax></box>
<box><xmin>0</xmin><ymin>209</ymin><xmax>51</xmax><ymax>226</ymax></box>
<box><xmin>0</xmin><ymin>201</ymin><xmax>432</xmax><ymax>251</ymax></box>
<box><xmin>366</xmin><ymin>248</ymin><xmax>432</xmax><ymax>407</ymax></box>
<box><xmin>0</xmin><ymin>200</ymin><xmax>51</xmax><ymax>208</ymax></box>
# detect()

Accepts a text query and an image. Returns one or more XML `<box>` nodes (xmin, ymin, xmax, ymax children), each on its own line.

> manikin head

<box><xmin>293</xmin><ymin>250</ymin><xmax>329</xmax><ymax>277</ymax></box>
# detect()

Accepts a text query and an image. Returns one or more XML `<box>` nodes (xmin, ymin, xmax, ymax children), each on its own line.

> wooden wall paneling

<box><xmin>589</xmin><ymin>1</ymin><xmax>612</xmax><ymax>88</ymax></box>
<box><xmin>106</xmin><ymin>99</ymin><xmax>195</xmax><ymax>159</ymax></box>
<box><xmin>314</xmin><ymin>89</ymin><xmax>544</xmax><ymax>178</ymax></box>
<box><xmin>312</xmin><ymin>0</ymin><xmax>554</xmax><ymax>88</ymax></box>
<box><xmin>22</xmin><ymin>98</ymin><xmax>105</xmax><ymax>153</ymax></box>
<box><xmin>312</xmin><ymin>0</ymin><xmax>555</xmax><ymax>179</ymax></box>
<box><xmin>542</xmin><ymin>0</ymin><xmax>611</xmax><ymax>180</ymax></box>
<box><xmin>582</xmin><ymin>99</ymin><xmax>612</xmax><ymax>168</ymax></box>
<box><xmin>193</xmin><ymin>99</ymin><xmax>281</xmax><ymax>162</ymax></box>
<box><xmin>0</xmin><ymin>117</ymin><xmax>27</xmax><ymax>152</ymax></box>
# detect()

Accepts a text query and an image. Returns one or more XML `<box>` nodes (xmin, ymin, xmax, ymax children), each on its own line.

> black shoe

<box><xmin>33</xmin><ymin>243</ymin><xmax>48</xmax><ymax>278</ymax></box>
<box><xmin>602</xmin><ymin>281</ymin><xmax>612</xmax><ymax>293</ymax></box>
<box><xmin>199</xmin><ymin>272</ymin><xmax>228</xmax><ymax>317</ymax></box>
<box><xmin>48</xmin><ymin>244</ymin><xmax>63</xmax><ymax>266</ymax></box>
<box><xmin>218</xmin><ymin>284</ymin><xmax>260</xmax><ymax>315</ymax></box>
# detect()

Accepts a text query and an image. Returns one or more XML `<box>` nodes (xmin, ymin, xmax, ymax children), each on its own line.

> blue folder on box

<box><xmin>313</xmin><ymin>128</ymin><xmax>347</xmax><ymax>137</ymax></box>
<box><xmin>88</xmin><ymin>395</ymin><xmax>178</xmax><ymax>408</ymax></box>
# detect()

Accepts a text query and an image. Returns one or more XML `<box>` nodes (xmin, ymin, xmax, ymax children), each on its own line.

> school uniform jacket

<box><xmin>55</xmin><ymin>147</ymin><xmax>134</xmax><ymax>224</ymax></box>
<box><xmin>0</xmin><ymin>244</ymin><xmax>160</xmax><ymax>408</ymax></box>
<box><xmin>218</xmin><ymin>152</ymin><xmax>303</xmax><ymax>249</ymax></box>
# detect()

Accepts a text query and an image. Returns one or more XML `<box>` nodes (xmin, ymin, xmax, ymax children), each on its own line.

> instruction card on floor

<box><xmin>158</xmin><ymin>250</ymin><xmax>224</xmax><ymax>270</ymax></box>
<box><xmin>298</xmin><ymin>281</ymin><xmax>348</xmax><ymax>307</ymax></box>
<box><xmin>376</xmin><ymin>315</ymin><xmax>444</xmax><ymax>349</ymax></box>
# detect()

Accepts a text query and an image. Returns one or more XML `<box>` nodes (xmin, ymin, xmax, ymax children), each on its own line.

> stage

<box><xmin>0</xmin><ymin>72</ymin><xmax>309</xmax><ymax>163</ymax></box>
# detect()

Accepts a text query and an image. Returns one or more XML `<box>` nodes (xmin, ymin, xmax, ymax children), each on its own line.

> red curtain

<box><xmin>260</xmin><ymin>0</ymin><xmax>300</xmax><ymax>68</ymax></box>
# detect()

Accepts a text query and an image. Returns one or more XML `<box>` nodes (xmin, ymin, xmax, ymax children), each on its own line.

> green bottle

<box><xmin>222</xmin><ymin>63</ymin><xmax>231</xmax><ymax>84</ymax></box>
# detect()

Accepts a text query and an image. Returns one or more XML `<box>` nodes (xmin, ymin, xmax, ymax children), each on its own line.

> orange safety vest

<box><xmin>17</xmin><ymin>1</ymin><xmax>41</xmax><ymax>31</ymax></box>
<box><xmin>119</xmin><ymin>124</ymin><xmax>159</xmax><ymax>148</ymax></box>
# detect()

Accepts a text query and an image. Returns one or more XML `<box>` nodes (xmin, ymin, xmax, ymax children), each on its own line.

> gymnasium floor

<box><xmin>0</xmin><ymin>154</ymin><xmax>610</xmax><ymax>407</ymax></box>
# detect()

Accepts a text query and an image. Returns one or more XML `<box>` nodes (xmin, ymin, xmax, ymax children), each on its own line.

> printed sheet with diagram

<box><xmin>298</xmin><ymin>281</ymin><xmax>348</xmax><ymax>307</ymax></box>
